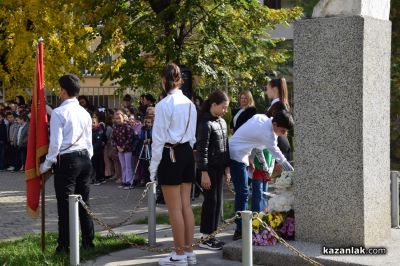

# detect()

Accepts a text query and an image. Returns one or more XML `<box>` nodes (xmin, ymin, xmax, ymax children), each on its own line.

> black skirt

<box><xmin>157</xmin><ymin>142</ymin><xmax>195</xmax><ymax>185</ymax></box>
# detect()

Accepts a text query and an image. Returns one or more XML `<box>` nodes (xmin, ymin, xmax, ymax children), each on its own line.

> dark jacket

<box><xmin>196</xmin><ymin>112</ymin><xmax>230</xmax><ymax>171</ymax></box>
<box><xmin>266</xmin><ymin>100</ymin><xmax>291</xmax><ymax>161</ymax></box>
<box><xmin>92</xmin><ymin>125</ymin><xmax>106</xmax><ymax>154</ymax></box>
<box><xmin>136</xmin><ymin>126</ymin><xmax>152</xmax><ymax>157</ymax></box>
<box><xmin>17</xmin><ymin>123</ymin><xmax>29</xmax><ymax>148</ymax></box>
<box><xmin>0</xmin><ymin>120</ymin><xmax>7</xmax><ymax>143</ymax></box>
<box><xmin>266</xmin><ymin>101</ymin><xmax>290</xmax><ymax>117</ymax></box>
<box><xmin>230</xmin><ymin>106</ymin><xmax>257</xmax><ymax>132</ymax></box>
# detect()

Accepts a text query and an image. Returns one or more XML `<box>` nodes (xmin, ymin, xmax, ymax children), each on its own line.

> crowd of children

<box><xmin>0</xmin><ymin>96</ymin><xmax>31</xmax><ymax>172</ymax></box>
<box><xmin>84</xmin><ymin>94</ymin><xmax>156</xmax><ymax>190</ymax></box>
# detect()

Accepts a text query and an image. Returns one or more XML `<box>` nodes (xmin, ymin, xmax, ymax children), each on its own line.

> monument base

<box><xmin>294</xmin><ymin>15</ymin><xmax>391</xmax><ymax>246</ymax></box>
<box><xmin>222</xmin><ymin>229</ymin><xmax>400</xmax><ymax>266</ymax></box>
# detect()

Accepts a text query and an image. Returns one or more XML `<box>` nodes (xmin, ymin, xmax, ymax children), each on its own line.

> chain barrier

<box><xmin>80</xmin><ymin>180</ymin><xmax>320</xmax><ymax>266</ymax></box>
<box><xmin>227</xmin><ymin>178</ymin><xmax>322</xmax><ymax>265</ymax></box>
<box><xmin>108</xmin><ymin>186</ymin><xmax>149</xmax><ymax>228</ymax></box>
<box><xmin>77</xmin><ymin>196</ymin><xmax>144</xmax><ymax>248</ymax></box>
<box><xmin>254</xmin><ymin>215</ymin><xmax>324</xmax><ymax>266</ymax></box>
<box><xmin>78</xmin><ymin>194</ymin><xmax>237</xmax><ymax>254</ymax></box>
<box><xmin>226</xmin><ymin>181</ymin><xmax>236</xmax><ymax>195</ymax></box>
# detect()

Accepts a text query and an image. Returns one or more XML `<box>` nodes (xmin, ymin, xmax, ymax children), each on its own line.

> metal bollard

<box><xmin>391</xmin><ymin>171</ymin><xmax>400</xmax><ymax>228</ymax></box>
<box><xmin>148</xmin><ymin>182</ymin><xmax>157</xmax><ymax>246</ymax></box>
<box><xmin>241</xmin><ymin>211</ymin><xmax>253</xmax><ymax>266</ymax></box>
<box><xmin>69</xmin><ymin>195</ymin><xmax>80</xmax><ymax>266</ymax></box>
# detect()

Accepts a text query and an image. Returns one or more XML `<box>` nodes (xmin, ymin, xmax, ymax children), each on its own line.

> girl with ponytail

<box><xmin>150</xmin><ymin>63</ymin><xmax>198</xmax><ymax>265</ymax></box>
<box><xmin>265</xmin><ymin>76</ymin><xmax>292</xmax><ymax>160</ymax></box>
<box><xmin>196</xmin><ymin>90</ymin><xmax>231</xmax><ymax>250</ymax></box>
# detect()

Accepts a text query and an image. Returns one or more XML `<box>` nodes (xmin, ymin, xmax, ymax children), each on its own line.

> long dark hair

<box><xmin>15</xmin><ymin>95</ymin><xmax>25</xmax><ymax>106</ymax></box>
<box><xmin>269</xmin><ymin>77</ymin><xmax>289</xmax><ymax>105</ymax></box>
<box><xmin>200</xmin><ymin>90</ymin><xmax>229</xmax><ymax>114</ymax></box>
<box><xmin>161</xmin><ymin>63</ymin><xmax>183</xmax><ymax>93</ymax></box>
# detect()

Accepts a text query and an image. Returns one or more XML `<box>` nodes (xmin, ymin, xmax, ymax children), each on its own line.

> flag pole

<box><xmin>41</xmin><ymin>174</ymin><xmax>45</xmax><ymax>252</ymax></box>
<box><xmin>38</xmin><ymin>37</ymin><xmax>45</xmax><ymax>253</ymax></box>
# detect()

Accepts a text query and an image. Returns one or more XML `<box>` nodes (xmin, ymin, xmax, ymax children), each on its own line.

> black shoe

<box><xmin>55</xmin><ymin>245</ymin><xmax>69</xmax><ymax>254</ymax></box>
<box><xmin>212</xmin><ymin>238</ymin><xmax>225</xmax><ymax>246</ymax></box>
<box><xmin>199</xmin><ymin>239</ymin><xmax>223</xmax><ymax>250</ymax></box>
<box><xmin>233</xmin><ymin>230</ymin><xmax>242</xmax><ymax>241</ymax></box>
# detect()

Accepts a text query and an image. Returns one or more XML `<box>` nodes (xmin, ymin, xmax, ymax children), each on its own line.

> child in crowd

<box><xmin>128</xmin><ymin>114</ymin><xmax>141</xmax><ymax>186</ymax></box>
<box><xmin>112</xmin><ymin>111</ymin><xmax>134</xmax><ymax>189</ymax></box>
<box><xmin>250</xmin><ymin>148</ymin><xmax>274</xmax><ymax>213</ymax></box>
<box><xmin>196</xmin><ymin>90</ymin><xmax>231</xmax><ymax>250</ymax></box>
<box><xmin>136</xmin><ymin>115</ymin><xmax>153</xmax><ymax>185</ymax></box>
<box><xmin>91</xmin><ymin>117</ymin><xmax>106</xmax><ymax>185</ymax></box>
<box><xmin>104</xmin><ymin>113</ymin><xmax>122</xmax><ymax>182</ymax></box>
<box><xmin>6</xmin><ymin>112</ymin><xmax>18</xmax><ymax>171</ymax></box>
<box><xmin>0</xmin><ymin>112</ymin><xmax>7</xmax><ymax>171</ymax></box>
<box><xmin>15</xmin><ymin>112</ymin><xmax>29</xmax><ymax>171</ymax></box>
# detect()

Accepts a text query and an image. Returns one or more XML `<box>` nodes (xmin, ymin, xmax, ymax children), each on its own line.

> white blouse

<box><xmin>149</xmin><ymin>89</ymin><xmax>197</xmax><ymax>179</ymax></box>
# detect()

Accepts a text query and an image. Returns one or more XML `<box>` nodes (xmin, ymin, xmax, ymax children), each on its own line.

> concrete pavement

<box><xmin>0</xmin><ymin>171</ymin><xmax>166</xmax><ymax>240</ymax></box>
<box><xmin>84</xmin><ymin>224</ymin><xmax>258</xmax><ymax>266</ymax></box>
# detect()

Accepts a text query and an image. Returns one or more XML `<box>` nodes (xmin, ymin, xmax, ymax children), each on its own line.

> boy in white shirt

<box><xmin>229</xmin><ymin>110</ymin><xmax>294</xmax><ymax>240</ymax></box>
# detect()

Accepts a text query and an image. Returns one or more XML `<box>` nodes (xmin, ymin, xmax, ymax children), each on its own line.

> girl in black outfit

<box><xmin>196</xmin><ymin>90</ymin><xmax>231</xmax><ymax>250</ymax></box>
<box><xmin>230</xmin><ymin>90</ymin><xmax>257</xmax><ymax>133</ymax></box>
<box><xmin>265</xmin><ymin>77</ymin><xmax>292</xmax><ymax>161</ymax></box>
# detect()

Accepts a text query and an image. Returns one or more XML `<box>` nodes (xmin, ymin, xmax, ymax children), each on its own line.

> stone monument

<box><xmin>294</xmin><ymin>0</ymin><xmax>392</xmax><ymax>246</ymax></box>
<box><xmin>312</xmin><ymin>0</ymin><xmax>390</xmax><ymax>20</ymax></box>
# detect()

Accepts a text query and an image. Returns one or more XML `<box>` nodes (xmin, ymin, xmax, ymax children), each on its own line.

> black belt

<box><xmin>164</xmin><ymin>142</ymin><xmax>188</xmax><ymax>148</ymax></box>
<box><xmin>59</xmin><ymin>150</ymin><xmax>89</xmax><ymax>159</ymax></box>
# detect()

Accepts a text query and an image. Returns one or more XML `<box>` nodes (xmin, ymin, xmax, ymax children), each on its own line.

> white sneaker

<box><xmin>7</xmin><ymin>166</ymin><xmax>15</xmax><ymax>171</ymax></box>
<box><xmin>158</xmin><ymin>252</ymin><xmax>188</xmax><ymax>266</ymax></box>
<box><xmin>185</xmin><ymin>252</ymin><xmax>197</xmax><ymax>265</ymax></box>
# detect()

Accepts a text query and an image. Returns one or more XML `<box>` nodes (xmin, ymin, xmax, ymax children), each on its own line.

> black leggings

<box><xmin>200</xmin><ymin>165</ymin><xmax>224</xmax><ymax>234</ymax></box>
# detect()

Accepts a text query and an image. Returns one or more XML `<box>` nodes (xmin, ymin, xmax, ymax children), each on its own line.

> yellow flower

<box><xmin>252</xmin><ymin>218</ymin><xmax>260</xmax><ymax>229</ymax></box>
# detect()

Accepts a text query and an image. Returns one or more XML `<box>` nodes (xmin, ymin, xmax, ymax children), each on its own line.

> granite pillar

<box><xmin>293</xmin><ymin>16</ymin><xmax>391</xmax><ymax>246</ymax></box>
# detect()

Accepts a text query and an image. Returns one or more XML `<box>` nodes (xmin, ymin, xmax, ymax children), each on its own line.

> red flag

<box><xmin>25</xmin><ymin>40</ymin><xmax>49</xmax><ymax>218</ymax></box>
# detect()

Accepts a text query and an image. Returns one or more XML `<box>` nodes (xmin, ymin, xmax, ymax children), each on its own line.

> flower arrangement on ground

<box><xmin>252</xmin><ymin>210</ymin><xmax>295</xmax><ymax>246</ymax></box>
<box><xmin>252</xmin><ymin>171</ymin><xmax>295</xmax><ymax>246</ymax></box>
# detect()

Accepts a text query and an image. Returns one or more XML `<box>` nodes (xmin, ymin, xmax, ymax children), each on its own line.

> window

<box><xmin>264</xmin><ymin>0</ymin><xmax>281</xmax><ymax>9</ymax></box>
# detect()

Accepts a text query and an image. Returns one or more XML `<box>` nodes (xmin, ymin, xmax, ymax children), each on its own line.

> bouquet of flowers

<box><xmin>274</xmin><ymin>171</ymin><xmax>294</xmax><ymax>189</ymax></box>
<box><xmin>279</xmin><ymin>216</ymin><xmax>295</xmax><ymax>240</ymax></box>
<box><xmin>252</xmin><ymin>211</ymin><xmax>295</xmax><ymax>246</ymax></box>
<box><xmin>268</xmin><ymin>171</ymin><xmax>294</xmax><ymax>212</ymax></box>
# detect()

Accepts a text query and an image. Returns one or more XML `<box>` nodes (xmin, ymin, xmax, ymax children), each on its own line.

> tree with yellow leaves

<box><xmin>0</xmin><ymin>0</ymin><xmax>94</xmax><ymax>100</ymax></box>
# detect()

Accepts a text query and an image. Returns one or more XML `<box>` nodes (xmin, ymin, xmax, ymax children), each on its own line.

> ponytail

<box><xmin>269</xmin><ymin>77</ymin><xmax>289</xmax><ymax>105</ymax></box>
<box><xmin>279</xmin><ymin>78</ymin><xmax>289</xmax><ymax>105</ymax></box>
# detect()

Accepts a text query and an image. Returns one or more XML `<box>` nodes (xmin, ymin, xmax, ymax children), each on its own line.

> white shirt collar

<box><xmin>168</xmin><ymin>88</ymin><xmax>182</xmax><ymax>95</ymax></box>
<box><xmin>60</xmin><ymin>98</ymin><xmax>79</xmax><ymax>106</ymax></box>
<box><xmin>271</xmin><ymin>98</ymin><xmax>280</xmax><ymax>106</ymax></box>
